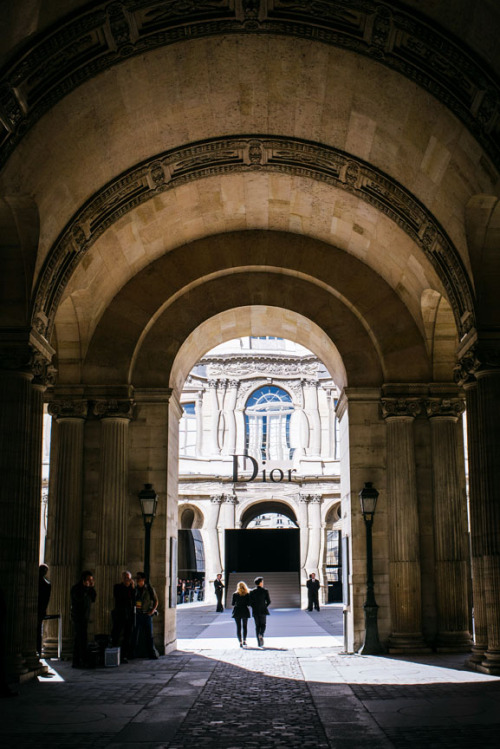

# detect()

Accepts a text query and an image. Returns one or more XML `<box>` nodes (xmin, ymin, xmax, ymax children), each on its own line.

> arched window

<box><xmin>179</xmin><ymin>402</ymin><xmax>196</xmax><ymax>456</ymax></box>
<box><xmin>245</xmin><ymin>386</ymin><xmax>293</xmax><ymax>461</ymax></box>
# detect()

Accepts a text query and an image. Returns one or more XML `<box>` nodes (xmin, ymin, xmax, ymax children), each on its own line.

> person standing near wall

<box><xmin>111</xmin><ymin>570</ymin><xmax>135</xmax><ymax>663</ymax></box>
<box><xmin>37</xmin><ymin>564</ymin><xmax>51</xmax><ymax>656</ymax></box>
<box><xmin>132</xmin><ymin>572</ymin><xmax>159</xmax><ymax>660</ymax></box>
<box><xmin>70</xmin><ymin>571</ymin><xmax>96</xmax><ymax>668</ymax></box>
<box><xmin>214</xmin><ymin>573</ymin><xmax>224</xmax><ymax>612</ymax></box>
<box><xmin>306</xmin><ymin>572</ymin><xmax>321</xmax><ymax>611</ymax></box>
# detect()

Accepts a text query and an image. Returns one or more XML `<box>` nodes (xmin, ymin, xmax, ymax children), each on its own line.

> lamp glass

<box><xmin>138</xmin><ymin>483</ymin><xmax>158</xmax><ymax>522</ymax></box>
<box><xmin>359</xmin><ymin>482</ymin><xmax>379</xmax><ymax>516</ymax></box>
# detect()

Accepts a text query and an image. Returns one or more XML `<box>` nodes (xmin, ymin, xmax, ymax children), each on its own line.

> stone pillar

<box><xmin>208</xmin><ymin>380</ymin><xmax>220</xmax><ymax>455</ymax></box>
<box><xmin>45</xmin><ymin>399</ymin><xmax>88</xmax><ymax>658</ymax></box>
<box><xmin>457</xmin><ymin>367</ymin><xmax>488</xmax><ymax>665</ymax></box>
<box><xmin>195</xmin><ymin>391</ymin><xmax>203</xmax><ymax>456</ymax></box>
<box><xmin>207</xmin><ymin>495</ymin><xmax>224</xmax><ymax>591</ymax></box>
<box><xmin>382</xmin><ymin>398</ymin><xmax>430</xmax><ymax>653</ymax></box>
<box><xmin>426</xmin><ymin>397</ymin><xmax>471</xmax><ymax>651</ymax></box>
<box><xmin>304</xmin><ymin>380</ymin><xmax>321</xmax><ymax>455</ymax></box>
<box><xmin>93</xmin><ymin>399</ymin><xmax>134</xmax><ymax>634</ymax></box>
<box><xmin>304</xmin><ymin>494</ymin><xmax>323</xmax><ymax>575</ymax></box>
<box><xmin>222</xmin><ymin>380</ymin><xmax>238</xmax><ymax>455</ymax></box>
<box><xmin>0</xmin><ymin>343</ymin><xmax>53</xmax><ymax>679</ymax></box>
<box><xmin>475</xmin><ymin>362</ymin><xmax>500</xmax><ymax>674</ymax></box>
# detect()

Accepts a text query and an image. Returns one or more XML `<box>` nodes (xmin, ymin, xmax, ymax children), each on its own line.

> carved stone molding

<box><xmin>381</xmin><ymin>397</ymin><xmax>422</xmax><ymax>419</ymax></box>
<box><xmin>210</xmin><ymin>494</ymin><xmax>225</xmax><ymax>504</ymax></box>
<box><xmin>0</xmin><ymin>1</ymin><xmax>499</xmax><ymax>174</ymax></box>
<box><xmin>48</xmin><ymin>400</ymin><xmax>88</xmax><ymax>420</ymax></box>
<box><xmin>205</xmin><ymin>354</ymin><xmax>319</xmax><ymax>377</ymax></box>
<box><xmin>31</xmin><ymin>135</ymin><xmax>475</xmax><ymax>342</ymax></box>
<box><xmin>425</xmin><ymin>398</ymin><xmax>465</xmax><ymax>419</ymax></box>
<box><xmin>0</xmin><ymin>342</ymin><xmax>55</xmax><ymax>385</ymax></box>
<box><xmin>299</xmin><ymin>493</ymin><xmax>323</xmax><ymax>504</ymax></box>
<box><xmin>455</xmin><ymin>342</ymin><xmax>500</xmax><ymax>384</ymax></box>
<box><xmin>93</xmin><ymin>399</ymin><xmax>134</xmax><ymax>420</ymax></box>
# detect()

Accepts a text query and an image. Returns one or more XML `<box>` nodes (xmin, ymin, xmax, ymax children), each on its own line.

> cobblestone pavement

<box><xmin>1</xmin><ymin>605</ymin><xmax>500</xmax><ymax>748</ymax></box>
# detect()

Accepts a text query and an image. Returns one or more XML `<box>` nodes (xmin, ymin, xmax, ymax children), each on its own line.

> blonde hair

<box><xmin>236</xmin><ymin>581</ymin><xmax>249</xmax><ymax>596</ymax></box>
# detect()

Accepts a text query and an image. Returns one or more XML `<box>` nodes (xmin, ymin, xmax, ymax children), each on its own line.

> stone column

<box><xmin>45</xmin><ymin>399</ymin><xmax>88</xmax><ymax>657</ymax></box>
<box><xmin>382</xmin><ymin>398</ymin><xmax>430</xmax><ymax>653</ymax></box>
<box><xmin>304</xmin><ymin>380</ymin><xmax>321</xmax><ymax>455</ymax></box>
<box><xmin>222</xmin><ymin>380</ymin><xmax>238</xmax><ymax>455</ymax></box>
<box><xmin>93</xmin><ymin>399</ymin><xmax>134</xmax><ymax>634</ymax></box>
<box><xmin>426</xmin><ymin>397</ymin><xmax>471</xmax><ymax>651</ymax></box>
<box><xmin>304</xmin><ymin>494</ymin><xmax>323</xmax><ymax>575</ymax></box>
<box><xmin>455</xmin><ymin>361</ymin><xmax>488</xmax><ymax>665</ymax></box>
<box><xmin>207</xmin><ymin>495</ymin><xmax>224</xmax><ymax>591</ymax></box>
<box><xmin>208</xmin><ymin>380</ymin><xmax>220</xmax><ymax>455</ymax></box>
<box><xmin>195</xmin><ymin>391</ymin><xmax>203</xmax><ymax>456</ymax></box>
<box><xmin>475</xmin><ymin>361</ymin><xmax>500</xmax><ymax>674</ymax></box>
<box><xmin>0</xmin><ymin>344</ymin><xmax>53</xmax><ymax>679</ymax></box>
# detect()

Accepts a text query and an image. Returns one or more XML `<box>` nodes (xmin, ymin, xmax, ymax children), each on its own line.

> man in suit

<box><xmin>249</xmin><ymin>576</ymin><xmax>271</xmax><ymax>647</ymax></box>
<box><xmin>214</xmin><ymin>573</ymin><xmax>224</xmax><ymax>612</ymax></box>
<box><xmin>111</xmin><ymin>570</ymin><xmax>135</xmax><ymax>662</ymax></box>
<box><xmin>306</xmin><ymin>572</ymin><xmax>320</xmax><ymax>611</ymax></box>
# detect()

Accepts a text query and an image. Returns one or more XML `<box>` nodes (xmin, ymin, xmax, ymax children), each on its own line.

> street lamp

<box><xmin>138</xmin><ymin>483</ymin><xmax>158</xmax><ymax>582</ymax></box>
<box><xmin>359</xmin><ymin>481</ymin><xmax>384</xmax><ymax>654</ymax></box>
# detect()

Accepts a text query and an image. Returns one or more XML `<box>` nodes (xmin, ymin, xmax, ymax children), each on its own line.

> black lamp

<box><xmin>359</xmin><ymin>482</ymin><xmax>384</xmax><ymax>654</ymax></box>
<box><xmin>138</xmin><ymin>483</ymin><xmax>158</xmax><ymax>581</ymax></box>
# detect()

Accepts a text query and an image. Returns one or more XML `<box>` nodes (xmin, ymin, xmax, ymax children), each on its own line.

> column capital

<box><xmin>48</xmin><ymin>399</ymin><xmax>88</xmax><ymax>419</ymax></box>
<box><xmin>0</xmin><ymin>341</ymin><xmax>56</xmax><ymax>385</ymax></box>
<box><xmin>456</xmin><ymin>340</ymin><xmax>500</xmax><ymax>382</ymax></box>
<box><xmin>381</xmin><ymin>397</ymin><xmax>421</xmax><ymax>419</ymax></box>
<box><xmin>299</xmin><ymin>493</ymin><xmax>323</xmax><ymax>504</ymax></box>
<box><xmin>210</xmin><ymin>494</ymin><xmax>225</xmax><ymax>504</ymax></box>
<box><xmin>425</xmin><ymin>397</ymin><xmax>465</xmax><ymax>420</ymax></box>
<box><xmin>93</xmin><ymin>399</ymin><xmax>134</xmax><ymax>420</ymax></box>
<box><xmin>223</xmin><ymin>493</ymin><xmax>239</xmax><ymax>504</ymax></box>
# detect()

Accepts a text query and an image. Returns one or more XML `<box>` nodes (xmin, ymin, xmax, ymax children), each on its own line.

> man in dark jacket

<box><xmin>70</xmin><ymin>570</ymin><xmax>96</xmax><ymax>668</ymax></box>
<box><xmin>37</xmin><ymin>564</ymin><xmax>51</xmax><ymax>655</ymax></box>
<box><xmin>249</xmin><ymin>577</ymin><xmax>271</xmax><ymax>647</ymax></box>
<box><xmin>111</xmin><ymin>570</ymin><xmax>135</xmax><ymax>662</ymax></box>
<box><xmin>306</xmin><ymin>572</ymin><xmax>320</xmax><ymax>611</ymax></box>
<box><xmin>214</xmin><ymin>573</ymin><xmax>224</xmax><ymax>612</ymax></box>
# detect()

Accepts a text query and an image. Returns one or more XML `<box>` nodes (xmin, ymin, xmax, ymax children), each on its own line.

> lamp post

<box><xmin>138</xmin><ymin>483</ymin><xmax>158</xmax><ymax>582</ymax></box>
<box><xmin>359</xmin><ymin>481</ymin><xmax>384</xmax><ymax>654</ymax></box>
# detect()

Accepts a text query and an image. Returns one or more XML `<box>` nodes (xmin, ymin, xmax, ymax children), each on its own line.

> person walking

<box><xmin>132</xmin><ymin>572</ymin><xmax>159</xmax><ymax>660</ymax></box>
<box><xmin>306</xmin><ymin>572</ymin><xmax>321</xmax><ymax>611</ymax></box>
<box><xmin>214</xmin><ymin>573</ymin><xmax>224</xmax><ymax>612</ymax></box>
<box><xmin>111</xmin><ymin>570</ymin><xmax>135</xmax><ymax>662</ymax></box>
<box><xmin>231</xmin><ymin>581</ymin><xmax>251</xmax><ymax>647</ymax></box>
<box><xmin>249</xmin><ymin>576</ymin><xmax>271</xmax><ymax>648</ymax></box>
<box><xmin>70</xmin><ymin>570</ymin><xmax>96</xmax><ymax>668</ymax></box>
<box><xmin>37</xmin><ymin>564</ymin><xmax>51</xmax><ymax>656</ymax></box>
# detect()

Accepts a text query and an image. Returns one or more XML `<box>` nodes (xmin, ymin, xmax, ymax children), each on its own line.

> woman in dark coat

<box><xmin>231</xmin><ymin>581</ymin><xmax>251</xmax><ymax>647</ymax></box>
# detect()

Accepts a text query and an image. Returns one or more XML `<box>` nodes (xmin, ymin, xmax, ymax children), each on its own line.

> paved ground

<box><xmin>1</xmin><ymin>603</ymin><xmax>499</xmax><ymax>748</ymax></box>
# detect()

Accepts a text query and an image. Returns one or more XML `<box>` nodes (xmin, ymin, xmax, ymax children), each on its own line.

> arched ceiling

<box><xmin>1</xmin><ymin>1</ymin><xmax>498</xmax><ymax>381</ymax></box>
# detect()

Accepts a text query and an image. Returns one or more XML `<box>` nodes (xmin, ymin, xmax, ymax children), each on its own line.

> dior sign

<box><xmin>232</xmin><ymin>455</ymin><xmax>296</xmax><ymax>483</ymax></box>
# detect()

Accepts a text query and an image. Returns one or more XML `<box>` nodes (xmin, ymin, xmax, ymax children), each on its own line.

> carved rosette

<box><xmin>381</xmin><ymin>398</ymin><xmax>422</xmax><ymax>419</ymax></box>
<box><xmin>425</xmin><ymin>398</ymin><xmax>465</xmax><ymax>420</ymax></box>
<box><xmin>48</xmin><ymin>400</ymin><xmax>88</xmax><ymax>420</ymax></box>
<box><xmin>93</xmin><ymin>399</ymin><xmax>135</xmax><ymax>420</ymax></box>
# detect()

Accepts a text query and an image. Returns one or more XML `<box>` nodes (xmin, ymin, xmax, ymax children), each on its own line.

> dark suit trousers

<box><xmin>253</xmin><ymin>614</ymin><xmax>267</xmax><ymax>641</ymax></box>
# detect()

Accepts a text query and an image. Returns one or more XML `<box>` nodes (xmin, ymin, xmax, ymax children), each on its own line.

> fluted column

<box><xmin>426</xmin><ymin>397</ymin><xmax>471</xmax><ymax>651</ymax></box>
<box><xmin>45</xmin><ymin>399</ymin><xmax>87</xmax><ymax>657</ymax></box>
<box><xmin>208</xmin><ymin>380</ymin><xmax>220</xmax><ymax>455</ymax></box>
<box><xmin>304</xmin><ymin>380</ymin><xmax>321</xmax><ymax>455</ymax></box>
<box><xmin>455</xmin><ymin>361</ymin><xmax>488</xmax><ymax>665</ymax></box>
<box><xmin>93</xmin><ymin>399</ymin><xmax>134</xmax><ymax>634</ymax></box>
<box><xmin>0</xmin><ymin>344</ymin><xmax>53</xmax><ymax>679</ymax></box>
<box><xmin>207</xmin><ymin>496</ymin><xmax>224</xmax><ymax>590</ymax></box>
<box><xmin>222</xmin><ymin>380</ymin><xmax>238</xmax><ymax>455</ymax></box>
<box><xmin>382</xmin><ymin>398</ymin><xmax>430</xmax><ymax>652</ymax></box>
<box><xmin>475</xmin><ymin>363</ymin><xmax>500</xmax><ymax>674</ymax></box>
<box><xmin>195</xmin><ymin>391</ymin><xmax>203</xmax><ymax>456</ymax></box>
<box><xmin>304</xmin><ymin>494</ymin><xmax>323</xmax><ymax>574</ymax></box>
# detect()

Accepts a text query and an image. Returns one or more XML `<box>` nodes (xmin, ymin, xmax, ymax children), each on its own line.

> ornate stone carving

<box><xmin>0</xmin><ymin>343</ymin><xmax>55</xmax><ymax>385</ymax></box>
<box><xmin>93</xmin><ymin>399</ymin><xmax>134</xmax><ymax>419</ymax></box>
<box><xmin>299</xmin><ymin>493</ymin><xmax>323</xmax><ymax>504</ymax></box>
<box><xmin>32</xmin><ymin>135</ymin><xmax>475</xmax><ymax>342</ymax></box>
<box><xmin>425</xmin><ymin>398</ymin><xmax>465</xmax><ymax>419</ymax></box>
<box><xmin>210</xmin><ymin>494</ymin><xmax>226</xmax><ymax>504</ymax></box>
<box><xmin>48</xmin><ymin>400</ymin><xmax>88</xmax><ymax>419</ymax></box>
<box><xmin>1</xmin><ymin>0</ymin><xmax>498</xmax><ymax>175</ymax></box>
<box><xmin>381</xmin><ymin>398</ymin><xmax>422</xmax><ymax>419</ymax></box>
<box><xmin>31</xmin><ymin>352</ymin><xmax>57</xmax><ymax>386</ymax></box>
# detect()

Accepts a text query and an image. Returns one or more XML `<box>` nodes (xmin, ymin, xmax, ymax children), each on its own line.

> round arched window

<box><xmin>245</xmin><ymin>386</ymin><xmax>293</xmax><ymax>461</ymax></box>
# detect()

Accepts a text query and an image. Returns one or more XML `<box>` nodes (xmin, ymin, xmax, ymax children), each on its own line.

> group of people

<box><xmin>70</xmin><ymin>569</ymin><xmax>159</xmax><ymax>668</ymax></box>
<box><xmin>177</xmin><ymin>578</ymin><xmax>204</xmax><ymax>604</ymax></box>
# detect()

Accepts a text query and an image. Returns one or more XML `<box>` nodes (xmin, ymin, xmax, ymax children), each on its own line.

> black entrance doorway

<box><xmin>225</xmin><ymin>529</ymin><xmax>300</xmax><ymax>607</ymax></box>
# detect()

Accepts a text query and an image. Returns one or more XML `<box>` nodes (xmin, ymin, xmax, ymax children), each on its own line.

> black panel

<box><xmin>225</xmin><ymin>529</ymin><xmax>299</xmax><ymax>573</ymax></box>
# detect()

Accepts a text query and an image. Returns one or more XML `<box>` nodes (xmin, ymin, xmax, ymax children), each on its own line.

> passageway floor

<box><xmin>1</xmin><ymin>604</ymin><xmax>499</xmax><ymax>748</ymax></box>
